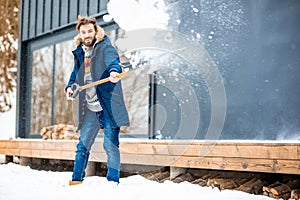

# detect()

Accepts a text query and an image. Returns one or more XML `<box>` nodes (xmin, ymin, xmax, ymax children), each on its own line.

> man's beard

<box><xmin>82</xmin><ymin>37</ymin><xmax>96</xmax><ymax>47</ymax></box>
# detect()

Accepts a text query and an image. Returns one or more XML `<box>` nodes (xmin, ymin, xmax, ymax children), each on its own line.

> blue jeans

<box><xmin>72</xmin><ymin>109</ymin><xmax>121</xmax><ymax>183</ymax></box>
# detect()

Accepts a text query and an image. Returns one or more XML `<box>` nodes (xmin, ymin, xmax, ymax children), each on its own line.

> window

<box><xmin>53</xmin><ymin>40</ymin><xmax>77</xmax><ymax>126</ymax></box>
<box><xmin>30</xmin><ymin>46</ymin><xmax>53</xmax><ymax>135</ymax></box>
<box><xmin>30</xmin><ymin>40</ymin><xmax>76</xmax><ymax>136</ymax></box>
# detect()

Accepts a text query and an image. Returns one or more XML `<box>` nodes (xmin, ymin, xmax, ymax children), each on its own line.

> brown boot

<box><xmin>69</xmin><ymin>180</ymin><xmax>83</xmax><ymax>186</ymax></box>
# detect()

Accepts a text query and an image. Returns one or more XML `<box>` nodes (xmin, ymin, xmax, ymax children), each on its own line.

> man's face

<box><xmin>79</xmin><ymin>23</ymin><xmax>96</xmax><ymax>47</ymax></box>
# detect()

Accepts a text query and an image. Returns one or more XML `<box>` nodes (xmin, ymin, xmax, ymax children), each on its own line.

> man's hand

<box><xmin>66</xmin><ymin>87</ymin><xmax>74</xmax><ymax>100</ymax></box>
<box><xmin>109</xmin><ymin>71</ymin><xmax>120</xmax><ymax>83</ymax></box>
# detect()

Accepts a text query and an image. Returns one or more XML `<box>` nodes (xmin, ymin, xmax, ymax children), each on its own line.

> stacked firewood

<box><xmin>193</xmin><ymin>175</ymin><xmax>264</xmax><ymax>194</ymax></box>
<box><xmin>142</xmin><ymin>170</ymin><xmax>300</xmax><ymax>200</ymax></box>
<box><xmin>147</xmin><ymin>170</ymin><xmax>170</xmax><ymax>183</ymax></box>
<box><xmin>40</xmin><ymin>124</ymin><xmax>79</xmax><ymax>140</ymax></box>
<box><xmin>262</xmin><ymin>180</ymin><xmax>300</xmax><ymax>200</ymax></box>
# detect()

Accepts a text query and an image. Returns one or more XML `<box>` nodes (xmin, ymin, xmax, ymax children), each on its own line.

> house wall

<box><xmin>153</xmin><ymin>0</ymin><xmax>300</xmax><ymax>140</ymax></box>
<box><xmin>16</xmin><ymin>0</ymin><xmax>112</xmax><ymax>138</ymax></box>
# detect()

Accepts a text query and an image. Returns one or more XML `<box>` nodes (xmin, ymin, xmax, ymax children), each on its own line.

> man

<box><xmin>65</xmin><ymin>16</ymin><xmax>129</xmax><ymax>185</ymax></box>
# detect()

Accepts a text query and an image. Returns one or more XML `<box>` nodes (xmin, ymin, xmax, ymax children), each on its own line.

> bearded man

<box><xmin>65</xmin><ymin>16</ymin><xmax>129</xmax><ymax>185</ymax></box>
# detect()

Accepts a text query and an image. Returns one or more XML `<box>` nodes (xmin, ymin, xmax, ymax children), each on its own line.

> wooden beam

<box><xmin>0</xmin><ymin>139</ymin><xmax>299</xmax><ymax>175</ymax></box>
<box><xmin>118</xmin><ymin>142</ymin><xmax>300</xmax><ymax>160</ymax></box>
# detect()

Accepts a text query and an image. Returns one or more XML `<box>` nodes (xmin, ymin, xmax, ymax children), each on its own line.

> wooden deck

<box><xmin>0</xmin><ymin>139</ymin><xmax>299</xmax><ymax>175</ymax></box>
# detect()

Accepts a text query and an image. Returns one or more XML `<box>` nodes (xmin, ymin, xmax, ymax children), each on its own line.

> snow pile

<box><xmin>0</xmin><ymin>163</ymin><xmax>274</xmax><ymax>200</ymax></box>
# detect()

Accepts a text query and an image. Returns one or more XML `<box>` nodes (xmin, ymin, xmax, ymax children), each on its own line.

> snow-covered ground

<box><xmin>0</xmin><ymin>162</ymin><xmax>274</xmax><ymax>200</ymax></box>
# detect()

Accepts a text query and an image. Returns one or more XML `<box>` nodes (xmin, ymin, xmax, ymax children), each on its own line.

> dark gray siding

<box><xmin>44</xmin><ymin>0</ymin><xmax>52</xmax><ymax>32</ymax></box>
<box><xmin>21</xmin><ymin>0</ymin><xmax>30</xmax><ymax>40</ymax></box>
<box><xmin>20</xmin><ymin>0</ymin><xmax>109</xmax><ymax>42</ymax></box>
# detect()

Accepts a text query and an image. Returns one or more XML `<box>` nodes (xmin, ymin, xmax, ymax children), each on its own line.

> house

<box><xmin>1</xmin><ymin>0</ymin><xmax>299</xmax><ymax>178</ymax></box>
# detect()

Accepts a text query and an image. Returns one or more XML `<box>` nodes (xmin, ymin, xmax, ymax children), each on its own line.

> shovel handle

<box><xmin>70</xmin><ymin>71</ymin><xmax>133</xmax><ymax>98</ymax></box>
<box><xmin>80</xmin><ymin>71</ymin><xmax>132</xmax><ymax>90</ymax></box>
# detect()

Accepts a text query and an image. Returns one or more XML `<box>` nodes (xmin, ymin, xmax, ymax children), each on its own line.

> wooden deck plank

<box><xmin>119</xmin><ymin>142</ymin><xmax>299</xmax><ymax>160</ymax></box>
<box><xmin>0</xmin><ymin>139</ymin><xmax>299</xmax><ymax>175</ymax></box>
<box><xmin>19</xmin><ymin>149</ymin><xmax>32</xmax><ymax>157</ymax></box>
<box><xmin>172</xmin><ymin>156</ymin><xmax>300</xmax><ymax>174</ymax></box>
<box><xmin>61</xmin><ymin>151</ymin><xmax>75</xmax><ymax>160</ymax></box>
<box><xmin>18</xmin><ymin>141</ymin><xmax>31</xmax><ymax>149</ymax></box>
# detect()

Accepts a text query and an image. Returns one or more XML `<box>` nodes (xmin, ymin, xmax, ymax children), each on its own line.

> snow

<box><xmin>0</xmin><ymin>90</ymin><xmax>16</xmax><ymax>139</ymax></box>
<box><xmin>0</xmin><ymin>162</ymin><xmax>274</xmax><ymax>200</ymax></box>
<box><xmin>107</xmin><ymin>0</ymin><xmax>169</xmax><ymax>30</ymax></box>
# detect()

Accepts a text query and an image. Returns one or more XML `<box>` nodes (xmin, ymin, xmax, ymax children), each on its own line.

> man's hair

<box><xmin>76</xmin><ymin>16</ymin><xmax>97</xmax><ymax>32</ymax></box>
